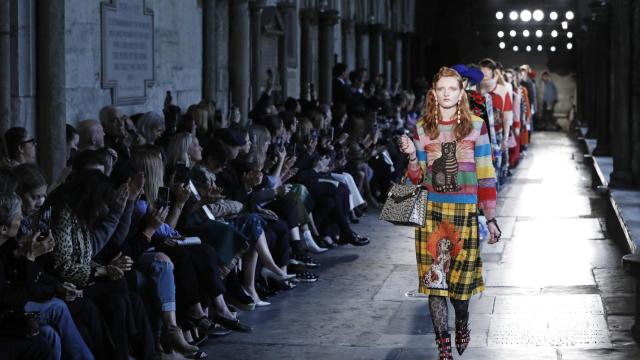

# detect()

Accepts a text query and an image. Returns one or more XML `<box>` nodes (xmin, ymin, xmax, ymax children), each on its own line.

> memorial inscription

<box><xmin>101</xmin><ymin>0</ymin><xmax>154</xmax><ymax>105</ymax></box>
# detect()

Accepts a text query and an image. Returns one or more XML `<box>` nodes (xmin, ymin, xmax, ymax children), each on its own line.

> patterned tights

<box><xmin>428</xmin><ymin>296</ymin><xmax>469</xmax><ymax>335</ymax></box>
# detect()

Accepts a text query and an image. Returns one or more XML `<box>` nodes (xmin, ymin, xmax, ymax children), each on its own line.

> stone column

<box><xmin>355</xmin><ymin>23</ymin><xmax>368</xmax><ymax>70</ymax></box>
<box><xmin>0</xmin><ymin>0</ymin><xmax>9</xmax><ymax>135</ymax></box>
<box><xmin>341</xmin><ymin>19</ymin><xmax>355</xmax><ymax>70</ymax></box>
<box><xmin>390</xmin><ymin>31</ymin><xmax>401</xmax><ymax>85</ymax></box>
<box><xmin>299</xmin><ymin>9</ymin><xmax>316</xmax><ymax>93</ymax></box>
<box><xmin>631</xmin><ymin>0</ymin><xmax>640</xmax><ymax>187</ymax></box>
<box><xmin>36</xmin><ymin>0</ymin><xmax>66</xmax><ymax>182</ymax></box>
<box><xmin>401</xmin><ymin>32</ymin><xmax>412</xmax><ymax>90</ymax></box>
<box><xmin>249</xmin><ymin>0</ymin><xmax>266</xmax><ymax>106</ymax></box>
<box><xmin>277</xmin><ymin>1</ymin><xmax>297</xmax><ymax>99</ymax></box>
<box><xmin>609</xmin><ymin>0</ymin><xmax>633</xmax><ymax>188</ymax></box>
<box><xmin>203</xmin><ymin>0</ymin><xmax>216</xmax><ymax>102</ymax></box>
<box><xmin>591</xmin><ymin>2</ymin><xmax>611</xmax><ymax>157</ymax></box>
<box><xmin>369</xmin><ymin>23</ymin><xmax>384</xmax><ymax>77</ymax></box>
<box><xmin>317</xmin><ymin>9</ymin><xmax>339</xmax><ymax>106</ymax></box>
<box><xmin>230</xmin><ymin>0</ymin><xmax>251</xmax><ymax>126</ymax></box>
<box><xmin>582</xmin><ymin>19</ymin><xmax>597</xmax><ymax>139</ymax></box>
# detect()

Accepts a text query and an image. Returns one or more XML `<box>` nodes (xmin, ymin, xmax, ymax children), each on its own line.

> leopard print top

<box><xmin>50</xmin><ymin>207</ymin><xmax>96</xmax><ymax>286</ymax></box>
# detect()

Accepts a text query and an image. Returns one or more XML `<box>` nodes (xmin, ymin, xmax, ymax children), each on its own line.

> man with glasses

<box><xmin>3</xmin><ymin>127</ymin><xmax>37</xmax><ymax>167</ymax></box>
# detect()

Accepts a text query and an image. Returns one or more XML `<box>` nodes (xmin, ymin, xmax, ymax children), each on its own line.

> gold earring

<box><xmin>456</xmin><ymin>100</ymin><xmax>461</xmax><ymax>124</ymax></box>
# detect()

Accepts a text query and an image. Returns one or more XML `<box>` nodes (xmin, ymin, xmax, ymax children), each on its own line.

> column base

<box><xmin>592</xmin><ymin>144</ymin><xmax>611</xmax><ymax>157</ymax></box>
<box><xmin>609</xmin><ymin>170</ymin><xmax>633</xmax><ymax>189</ymax></box>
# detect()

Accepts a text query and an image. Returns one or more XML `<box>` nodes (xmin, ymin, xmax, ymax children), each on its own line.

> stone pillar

<box><xmin>277</xmin><ymin>1</ymin><xmax>296</xmax><ymax>99</ymax></box>
<box><xmin>0</xmin><ymin>0</ymin><xmax>9</xmax><ymax>135</ymax></box>
<box><xmin>390</xmin><ymin>31</ymin><xmax>401</xmax><ymax>85</ymax></box>
<box><xmin>249</xmin><ymin>0</ymin><xmax>266</xmax><ymax>106</ymax></box>
<box><xmin>36</xmin><ymin>0</ymin><xmax>66</xmax><ymax>182</ymax></box>
<box><xmin>341</xmin><ymin>19</ymin><xmax>355</xmax><ymax>71</ymax></box>
<box><xmin>369</xmin><ymin>23</ymin><xmax>384</xmax><ymax>77</ymax></box>
<box><xmin>609</xmin><ymin>0</ymin><xmax>633</xmax><ymax>188</ymax></box>
<box><xmin>355</xmin><ymin>23</ymin><xmax>368</xmax><ymax>70</ymax></box>
<box><xmin>582</xmin><ymin>18</ymin><xmax>597</xmax><ymax>139</ymax></box>
<box><xmin>401</xmin><ymin>32</ymin><xmax>412</xmax><ymax>90</ymax></box>
<box><xmin>230</xmin><ymin>0</ymin><xmax>250</xmax><ymax>126</ymax></box>
<box><xmin>631</xmin><ymin>0</ymin><xmax>640</xmax><ymax>187</ymax></box>
<box><xmin>317</xmin><ymin>9</ymin><xmax>339</xmax><ymax>106</ymax></box>
<box><xmin>591</xmin><ymin>2</ymin><xmax>611</xmax><ymax>157</ymax></box>
<box><xmin>299</xmin><ymin>9</ymin><xmax>316</xmax><ymax>93</ymax></box>
<box><xmin>203</xmin><ymin>0</ymin><xmax>216</xmax><ymax>102</ymax></box>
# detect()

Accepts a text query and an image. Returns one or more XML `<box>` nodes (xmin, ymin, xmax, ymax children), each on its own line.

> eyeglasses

<box><xmin>20</xmin><ymin>139</ymin><xmax>37</xmax><ymax>146</ymax></box>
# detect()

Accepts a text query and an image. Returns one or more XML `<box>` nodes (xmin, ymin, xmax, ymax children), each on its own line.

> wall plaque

<box><xmin>101</xmin><ymin>0</ymin><xmax>154</xmax><ymax>105</ymax></box>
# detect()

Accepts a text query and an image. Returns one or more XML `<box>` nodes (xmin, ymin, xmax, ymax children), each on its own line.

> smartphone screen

<box><xmin>157</xmin><ymin>186</ymin><xmax>171</xmax><ymax>208</ymax></box>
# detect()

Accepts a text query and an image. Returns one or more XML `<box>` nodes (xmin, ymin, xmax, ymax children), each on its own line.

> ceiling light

<box><xmin>496</xmin><ymin>11</ymin><xmax>504</xmax><ymax>20</ymax></box>
<box><xmin>562</xmin><ymin>21</ymin><xmax>568</xmax><ymax>29</ymax></box>
<box><xmin>537</xmin><ymin>45</ymin><xmax>543</xmax><ymax>51</ymax></box>
<box><xmin>550</xmin><ymin>11</ymin><xmax>558</xmax><ymax>20</ymax></box>
<box><xmin>499</xmin><ymin>42</ymin><xmax>506</xmax><ymax>49</ymax></box>
<box><xmin>509</xmin><ymin>11</ymin><xmax>518</xmax><ymax>21</ymax></box>
<box><xmin>533</xmin><ymin>10</ymin><xmax>544</xmax><ymax>21</ymax></box>
<box><xmin>566</xmin><ymin>11</ymin><xmax>574</xmax><ymax>20</ymax></box>
<box><xmin>498</xmin><ymin>31</ymin><xmax>504</xmax><ymax>38</ymax></box>
<box><xmin>536</xmin><ymin>29</ymin><xmax>543</xmax><ymax>37</ymax></box>
<box><xmin>513</xmin><ymin>45</ymin><xmax>519</xmax><ymax>52</ymax></box>
<box><xmin>510</xmin><ymin>30</ymin><xmax>517</xmax><ymax>37</ymax></box>
<box><xmin>523</xmin><ymin>29</ymin><xmax>530</xmax><ymax>37</ymax></box>
<box><xmin>526</xmin><ymin>45</ymin><xmax>532</xmax><ymax>52</ymax></box>
<box><xmin>550</xmin><ymin>46</ymin><xmax>556</xmax><ymax>52</ymax></box>
<box><xmin>567</xmin><ymin>42</ymin><xmax>573</xmax><ymax>50</ymax></box>
<box><xmin>520</xmin><ymin>10</ymin><xmax>532</xmax><ymax>22</ymax></box>
<box><xmin>551</xmin><ymin>30</ymin><xmax>558</xmax><ymax>38</ymax></box>
<box><xmin>567</xmin><ymin>31</ymin><xmax>573</xmax><ymax>38</ymax></box>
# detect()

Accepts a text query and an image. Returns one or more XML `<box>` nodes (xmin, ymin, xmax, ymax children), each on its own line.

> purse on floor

<box><xmin>379</xmin><ymin>183</ymin><xmax>427</xmax><ymax>227</ymax></box>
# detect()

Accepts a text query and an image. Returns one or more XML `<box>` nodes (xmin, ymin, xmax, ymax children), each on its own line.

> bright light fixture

<box><xmin>520</xmin><ymin>10</ymin><xmax>532</xmax><ymax>22</ymax></box>
<box><xmin>562</xmin><ymin>21</ymin><xmax>568</xmax><ymax>29</ymax></box>
<box><xmin>550</xmin><ymin>11</ymin><xmax>558</xmax><ymax>20</ymax></box>
<box><xmin>509</xmin><ymin>11</ymin><xmax>518</xmax><ymax>21</ymax></box>
<box><xmin>536</xmin><ymin>29</ymin><xmax>543</xmax><ymax>37</ymax></box>
<box><xmin>551</xmin><ymin>30</ymin><xmax>558</xmax><ymax>38</ymax></box>
<box><xmin>537</xmin><ymin>45</ymin><xmax>543</xmax><ymax>51</ymax></box>
<box><xmin>550</xmin><ymin>46</ymin><xmax>557</xmax><ymax>52</ymax></box>
<box><xmin>567</xmin><ymin>42</ymin><xmax>573</xmax><ymax>50</ymax></box>
<box><xmin>498</xmin><ymin>31</ymin><xmax>504</xmax><ymax>38</ymax></box>
<box><xmin>510</xmin><ymin>30</ymin><xmax>517</xmax><ymax>37</ymax></box>
<box><xmin>513</xmin><ymin>45</ymin><xmax>519</xmax><ymax>52</ymax></box>
<box><xmin>567</xmin><ymin>31</ymin><xmax>573</xmax><ymax>38</ymax></box>
<box><xmin>499</xmin><ymin>42</ymin><xmax>506</xmax><ymax>49</ymax></box>
<box><xmin>496</xmin><ymin>11</ymin><xmax>504</xmax><ymax>20</ymax></box>
<box><xmin>533</xmin><ymin>10</ymin><xmax>544</xmax><ymax>21</ymax></box>
<box><xmin>526</xmin><ymin>45</ymin><xmax>532</xmax><ymax>52</ymax></box>
<box><xmin>566</xmin><ymin>11</ymin><xmax>574</xmax><ymax>20</ymax></box>
<box><xmin>523</xmin><ymin>30</ymin><xmax>530</xmax><ymax>37</ymax></box>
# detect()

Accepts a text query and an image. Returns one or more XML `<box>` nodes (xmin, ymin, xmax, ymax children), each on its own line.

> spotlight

<box><xmin>550</xmin><ymin>46</ymin><xmax>557</xmax><ymax>52</ymax></box>
<box><xmin>567</xmin><ymin>42</ymin><xmax>573</xmax><ymax>50</ymax></box>
<box><xmin>526</xmin><ymin>45</ymin><xmax>532</xmax><ymax>52</ymax></box>
<box><xmin>567</xmin><ymin>31</ymin><xmax>573</xmax><ymax>39</ymax></box>
<box><xmin>513</xmin><ymin>45</ymin><xmax>519</xmax><ymax>52</ymax></box>
<box><xmin>536</xmin><ymin>29</ymin><xmax>543</xmax><ymax>37</ymax></box>
<box><xmin>550</xmin><ymin>11</ymin><xmax>558</xmax><ymax>20</ymax></box>
<box><xmin>523</xmin><ymin>30</ymin><xmax>530</xmax><ymax>37</ymax></box>
<box><xmin>520</xmin><ymin>10</ymin><xmax>532</xmax><ymax>22</ymax></box>
<box><xmin>510</xmin><ymin>30</ymin><xmax>517</xmax><ymax>37</ymax></box>
<box><xmin>509</xmin><ymin>11</ymin><xmax>518</xmax><ymax>21</ymax></box>
<box><xmin>498</xmin><ymin>31</ymin><xmax>504</xmax><ymax>38</ymax></box>
<box><xmin>537</xmin><ymin>44</ymin><xmax>543</xmax><ymax>51</ymax></box>
<box><xmin>562</xmin><ymin>21</ymin><xmax>568</xmax><ymax>30</ymax></box>
<box><xmin>496</xmin><ymin>11</ymin><xmax>504</xmax><ymax>20</ymax></box>
<box><xmin>499</xmin><ymin>42</ymin><xmax>506</xmax><ymax>49</ymax></box>
<box><xmin>551</xmin><ymin>30</ymin><xmax>558</xmax><ymax>38</ymax></box>
<box><xmin>533</xmin><ymin>10</ymin><xmax>544</xmax><ymax>21</ymax></box>
<box><xmin>566</xmin><ymin>11</ymin><xmax>574</xmax><ymax>20</ymax></box>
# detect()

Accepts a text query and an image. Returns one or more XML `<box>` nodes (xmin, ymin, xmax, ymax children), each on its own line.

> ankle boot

<box><xmin>160</xmin><ymin>324</ymin><xmax>199</xmax><ymax>356</ymax></box>
<box><xmin>435</xmin><ymin>332</ymin><xmax>453</xmax><ymax>360</ymax></box>
<box><xmin>455</xmin><ymin>319</ymin><xmax>470</xmax><ymax>355</ymax></box>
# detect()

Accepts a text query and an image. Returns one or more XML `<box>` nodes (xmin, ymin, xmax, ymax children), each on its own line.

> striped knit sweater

<box><xmin>406</xmin><ymin>115</ymin><xmax>497</xmax><ymax>216</ymax></box>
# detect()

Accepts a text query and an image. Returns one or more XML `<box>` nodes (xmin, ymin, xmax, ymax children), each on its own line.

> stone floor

<box><xmin>199</xmin><ymin>131</ymin><xmax>639</xmax><ymax>360</ymax></box>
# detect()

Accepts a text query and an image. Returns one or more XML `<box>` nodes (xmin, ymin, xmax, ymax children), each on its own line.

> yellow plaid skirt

<box><xmin>415</xmin><ymin>201</ymin><xmax>484</xmax><ymax>300</ymax></box>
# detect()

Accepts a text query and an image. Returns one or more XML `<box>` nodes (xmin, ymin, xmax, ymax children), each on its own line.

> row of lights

<box><xmin>498</xmin><ymin>30</ymin><xmax>573</xmax><ymax>38</ymax></box>
<box><xmin>498</xmin><ymin>42</ymin><xmax>571</xmax><ymax>52</ymax></box>
<box><xmin>496</xmin><ymin>10</ymin><xmax>574</xmax><ymax>22</ymax></box>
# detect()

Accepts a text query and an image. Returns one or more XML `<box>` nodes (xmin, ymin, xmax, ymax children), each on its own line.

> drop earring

<box><xmin>434</xmin><ymin>97</ymin><xmax>439</xmax><ymax>120</ymax></box>
<box><xmin>456</xmin><ymin>99</ymin><xmax>461</xmax><ymax>124</ymax></box>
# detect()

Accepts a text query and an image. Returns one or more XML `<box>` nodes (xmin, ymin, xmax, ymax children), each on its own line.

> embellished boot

<box><xmin>455</xmin><ymin>319</ymin><xmax>470</xmax><ymax>355</ymax></box>
<box><xmin>435</xmin><ymin>332</ymin><xmax>453</xmax><ymax>360</ymax></box>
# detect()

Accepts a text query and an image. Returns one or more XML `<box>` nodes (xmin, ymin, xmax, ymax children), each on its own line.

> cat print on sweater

<box><xmin>432</xmin><ymin>141</ymin><xmax>461</xmax><ymax>192</ymax></box>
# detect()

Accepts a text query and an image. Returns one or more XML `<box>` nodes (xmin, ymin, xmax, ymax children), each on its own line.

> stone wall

<box><xmin>64</xmin><ymin>0</ymin><xmax>203</xmax><ymax>124</ymax></box>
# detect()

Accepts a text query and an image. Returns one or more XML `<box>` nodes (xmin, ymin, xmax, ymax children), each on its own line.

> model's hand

<box><xmin>398</xmin><ymin>134</ymin><xmax>417</xmax><ymax>157</ymax></box>
<box><xmin>487</xmin><ymin>222</ymin><xmax>501</xmax><ymax>244</ymax></box>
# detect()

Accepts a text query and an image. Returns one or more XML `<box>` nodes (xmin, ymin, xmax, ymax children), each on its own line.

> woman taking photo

<box><xmin>398</xmin><ymin>67</ymin><xmax>501</xmax><ymax>360</ymax></box>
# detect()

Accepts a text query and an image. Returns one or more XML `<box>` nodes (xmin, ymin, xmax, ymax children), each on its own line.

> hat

<box><xmin>216</xmin><ymin>128</ymin><xmax>246</xmax><ymax>147</ymax></box>
<box><xmin>450</xmin><ymin>64</ymin><xmax>484</xmax><ymax>86</ymax></box>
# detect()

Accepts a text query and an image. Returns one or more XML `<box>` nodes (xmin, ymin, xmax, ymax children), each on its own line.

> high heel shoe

<box><xmin>303</xmin><ymin>232</ymin><xmax>328</xmax><ymax>253</ymax></box>
<box><xmin>160</xmin><ymin>324</ymin><xmax>200</xmax><ymax>357</ymax></box>
<box><xmin>184</xmin><ymin>316</ymin><xmax>212</xmax><ymax>346</ymax></box>
<box><xmin>260</xmin><ymin>267</ymin><xmax>296</xmax><ymax>282</ymax></box>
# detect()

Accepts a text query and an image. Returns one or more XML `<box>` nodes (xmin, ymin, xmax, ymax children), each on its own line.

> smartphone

<box><xmin>174</xmin><ymin>163</ymin><xmax>190</xmax><ymax>186</ymax></box>
<box><xmin>310</xmin><ymin>129</ymin><xmax>319</xmax><ymax>140</ymax></box>
<box><xmin>329</xmin><ymin>127</ymin><xmax>335</xmax><ymax>141</ymax></box>
<box><xmin>157</xmin><ymin>186</ymin><xmax>171</xmax><ymax>208</ymax></box>
<box><xmin>37</xmin><ymin>206</ymin><xmax>52</xmax><ymax>240</ymax></box>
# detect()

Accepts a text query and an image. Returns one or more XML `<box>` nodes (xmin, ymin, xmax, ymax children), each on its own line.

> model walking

<box><xmin>398</xmin><ymin>67</ymin><xmax>501</xmax><ymax>360</ymax></box>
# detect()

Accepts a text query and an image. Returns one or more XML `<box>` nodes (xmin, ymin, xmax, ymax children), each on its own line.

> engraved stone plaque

<box><xmin>101</xmin><ymin>0</ymin><xmax>154</xmax><ymax>105</ymax></box>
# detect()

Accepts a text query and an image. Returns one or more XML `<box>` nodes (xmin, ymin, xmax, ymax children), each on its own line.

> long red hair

<box><xmin>422</xmin><ymin>67</ymin><xmax>473</xmax><ymax>141</ymax></box>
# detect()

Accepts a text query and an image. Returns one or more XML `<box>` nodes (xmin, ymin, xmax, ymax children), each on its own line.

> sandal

<box><xmin>296</xmin><ymin>271</ymin><xmax>318</xmax><ymax>283</ymax></box>
<box><xmin>289</xmin><ymin>253</ymin><xmax>320</xmax><ymax>268</ymax></box>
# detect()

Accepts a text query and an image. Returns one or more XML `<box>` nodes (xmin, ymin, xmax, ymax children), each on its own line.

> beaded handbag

<box><xmin>379</xmin><ymin>183</ymin><xmax>427</xmax><ymax>227</ymax></box>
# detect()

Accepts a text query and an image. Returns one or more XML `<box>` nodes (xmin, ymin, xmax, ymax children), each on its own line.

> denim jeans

<box><xmin>136</xmin><ymin>251</ymin><xmax>176</xmax><ymax>312</ymax></box>
<box><xmin>25</xmin><ymin>298</ymin><xmax>94</xmax><ymax>360</ymax></box>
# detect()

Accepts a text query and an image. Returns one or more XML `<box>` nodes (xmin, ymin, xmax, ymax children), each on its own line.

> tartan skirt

<box><xmin>415</xmin><ymin>201</ymin><xmax>484</xmax><ymax>300</ymax></box>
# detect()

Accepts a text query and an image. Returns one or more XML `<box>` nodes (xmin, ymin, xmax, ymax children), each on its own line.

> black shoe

<box><xmin>348</xmin><ymin>234</ymin><xmax>370</xmax><ymax>246</ymax></box>
<box><xmin>212</xmin><ymin>314</ymin><xmax>252</xmax><ymax>332</ymax></box>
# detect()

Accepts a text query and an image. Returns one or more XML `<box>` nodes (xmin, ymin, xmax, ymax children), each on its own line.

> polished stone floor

<box><xmin>200</xmin><ymin>131</ymin><xmax>639</xmax><ymax>360</ymax></box>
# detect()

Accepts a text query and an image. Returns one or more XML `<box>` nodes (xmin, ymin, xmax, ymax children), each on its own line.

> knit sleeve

<box><xmin>406</xmin><ymin>124</ymin><xmax>427</xmax><ymax>184</ymax></box>
<box><xmin>475</xmin><ymin>121</ymin><xmax>497</xmax><ymax>218</ymax></box>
